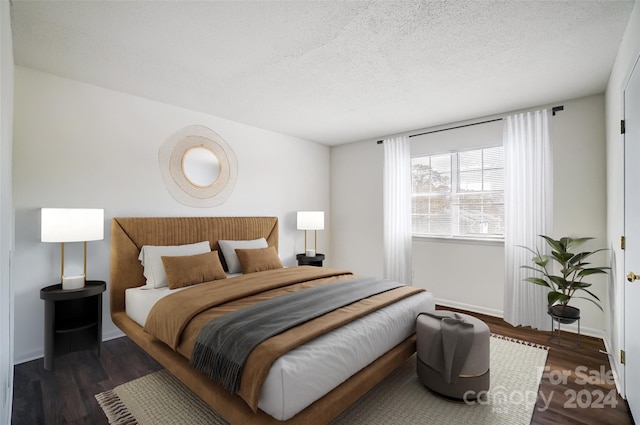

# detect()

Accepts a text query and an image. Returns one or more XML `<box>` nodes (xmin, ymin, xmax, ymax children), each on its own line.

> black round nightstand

<box><xmin>296</xmin><ymin>253</ymin><xmax>325</xmax><ymax>267</ymax></box>
<box><xmin>40</xmin><ymin>280</ymin><xmax>106</xmax><ymax>371</ymax></box>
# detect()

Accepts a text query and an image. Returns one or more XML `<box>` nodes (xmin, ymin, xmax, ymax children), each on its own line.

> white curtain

<box><xmin>383</xmin><ymin>136</ymin><xmax>412</xmax><ymax>284</ymax></box>
<box><xmin>503</xmin><ymin>110</ymin><xmax>553</xmax><ymax>330</ymax></box>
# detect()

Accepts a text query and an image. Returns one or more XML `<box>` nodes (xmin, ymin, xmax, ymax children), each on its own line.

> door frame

<box><xmin>622</xmin><ymin>49</ymin><xmax>640</xmax><ymax>412</ymax></box>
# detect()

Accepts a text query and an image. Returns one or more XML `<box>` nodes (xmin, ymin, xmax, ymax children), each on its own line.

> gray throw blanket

<box><xmin>419</xmin><ymin>311</ymin><xmax>475</xmax><ymax>384</ymax></box>
<box><xmin>190</xmin><ymin>277</ymin><xmax>404</xmax><ymax>393</ymax></box>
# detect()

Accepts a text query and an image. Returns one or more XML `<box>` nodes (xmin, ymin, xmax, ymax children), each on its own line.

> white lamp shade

<box><xmin>41</xmin><ymin>208</ymin><xmax>104</xmax><ymax>242</ymax></box>
<box><xmin>297</xmin><ymin>211</ymin><xmax>324</xmax><ymax>230</ymax></box>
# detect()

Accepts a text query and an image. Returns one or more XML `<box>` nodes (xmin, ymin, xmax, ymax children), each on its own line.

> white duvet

<box><xmin>126</xmin><ymin>281</ymin><xmax>434</xmax><ymax>420</ymax></box>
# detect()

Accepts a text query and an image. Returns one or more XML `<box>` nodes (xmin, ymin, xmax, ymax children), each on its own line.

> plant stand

<box><xmin>548</xmin><ymin>312</ymin><xmax>581</xmax><ymax>349</ymax></box>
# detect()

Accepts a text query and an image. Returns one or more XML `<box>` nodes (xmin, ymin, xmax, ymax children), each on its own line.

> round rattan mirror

<box><xmin>159</xmin><ymin>125</ymin><xmax>237</xmax><ymax>207</ymax></box>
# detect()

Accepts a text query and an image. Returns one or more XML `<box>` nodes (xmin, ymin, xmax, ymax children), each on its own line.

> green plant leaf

<box><xmin>565</xmin><ymin>237</ymin><xmax>593</xmax><ymax>250</ymax></box>
<box><xmin>517</xmin><ymin>245</ymin><xmax>538</xmax><ymax>255</ymax></box>
<box><xmin>523</xmin><ymin>277</ymin><xmax>551</xmax><ymax>288</ymax></box>
<box><xmin>548</xmin><ymin>291</ymin><xmax>570</xmax><ymax>305</ymax></box>
<box><xmin>572</xmin><ymin>295</ymin><xmax>603</xmax><ymax>311</ymax></box>
<box><xmin>541</xmin><ymin>235</ymin><xmax>564</xmax><ymax>253</ymax></box>
<box><xmin>574</xmin><ymin>248</ymin><xmax>609</xmax><ymax>262</ymax></box>
<box><xmin>532</xmin><ymin>255</ymin><xmax>549</xmax><ymax>267</ymax></box>
<box><xmin>564</xmin><ymin>265</ymin><xmax>581</xmax><ymax>276</ymax></box>
<box><xmin>569</xmin><ymin>252</ymin><xmax>590</xmax><ymax>264</ymax></box>
<box><xmin>559</xmin><ymin>237</ymin><xmax>570</xmax><ymax>248</ymax></box>
<box><xmin>577</xmin><ymin>268</ymin><xmax>609</xmax><ymax>278</ymax></box>
<box><xmin>578</xmin><ymin>288</ymin><xmax>601</xmax><ymax>302</ymax></box>
<box><xmin>549</xmin><ymin>275</ymin><xmax>569</xmax><ymax>289</ymax></box>
<box><xmin>521</xmin><ymin>265</ymin><xmax>544</xmax><ymax>274</ymax></box>
<box><xmin>552</xmin><ymin>251</ymin><xmax>573</xmax><ymax>264</ymax></box>
<box><xmin>570</xmin><ymin>281</ymin><xmax>592</xmax><ymax>289</ymax></box>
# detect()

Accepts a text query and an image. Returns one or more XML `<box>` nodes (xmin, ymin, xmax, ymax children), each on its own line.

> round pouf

<box><xmin>416</xmin><ymin>311</ymin><xmax>490</xmax><ymax>400</ymax></box>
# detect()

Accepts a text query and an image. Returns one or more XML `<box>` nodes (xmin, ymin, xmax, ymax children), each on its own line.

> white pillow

<box><xmin>138</xmin><ymin>241</ymin><xmax>211</xmax><ymax>289</ymax></box>
<box><xmin>218</xmin><ymin>238</ymin><xmax>268</xmax><ymax>273</ymax></box>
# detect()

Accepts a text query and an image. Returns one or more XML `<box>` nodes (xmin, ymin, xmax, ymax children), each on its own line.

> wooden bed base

<box><xmin>110</xmin><ymin>217</ymin><xmax>416</xmax><ymax>424</ymax></box>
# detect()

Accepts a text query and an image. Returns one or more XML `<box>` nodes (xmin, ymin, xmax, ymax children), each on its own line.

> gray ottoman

<box><xmin>416</xmin><ymin>311</ymin><xmax>490</xmax><ymax>400</ymax></box>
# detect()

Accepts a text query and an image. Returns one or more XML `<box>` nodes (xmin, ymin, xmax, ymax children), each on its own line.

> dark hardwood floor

<box><xmin>442</xmin><ymin>307</ymin><xmax>635</xmax><ymax>425</ymax></box>
<box><xmin>11</xmin><ymin>337</ymin><xmax>163</xmax><ymax>425</ymax></box>
<box><xmin>11</xmin><ymin>308</ymin><xmax>635</xmax><ymax>425</ymax></box>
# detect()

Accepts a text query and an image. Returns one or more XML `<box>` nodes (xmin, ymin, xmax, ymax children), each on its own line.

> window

<box><xmin>411</xmin><ymin>146</ymin><xmax>504</xmax><ymax>239</ymax></box>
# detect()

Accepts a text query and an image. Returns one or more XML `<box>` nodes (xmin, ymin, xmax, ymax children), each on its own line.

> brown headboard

<box><xmin>109</xmin><ymin>216</ymin><xmax>279</xmax><ymax>314</ymax></box>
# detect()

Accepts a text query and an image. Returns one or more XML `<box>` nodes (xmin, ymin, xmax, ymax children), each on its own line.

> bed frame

<box><xmin>110</xmin><ymin>216</ymin><xmax>416</xmax><ymax>424</ymax></box>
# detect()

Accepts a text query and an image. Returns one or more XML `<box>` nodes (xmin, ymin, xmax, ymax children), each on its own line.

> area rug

<box><xmin>96</xmin><ymin>334</ymin><xmax>548</xmax><ymax>425</ymax></box>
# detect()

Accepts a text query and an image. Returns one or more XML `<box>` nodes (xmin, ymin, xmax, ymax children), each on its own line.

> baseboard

<box><xmin>434</xmin><ymin>297</ymin><xmax>503</xmax><ymax>318</ymax></box>
<box><xmin>14</xmin><ymin>349</ymin><xmax>42</xmax><ymax>365</ymax></box>
<box><xmin>103</xmin><ymin>328</ymin><xmax>125</xmax><ymax>342</ymax></box>
<box><xmin>434</xmin><ymin>298</ymin><xmax>605</xmax><ymax>339</ymax></box>
<box><xmin>602</xmin><ymin>337</ymin><xmax>625</xmax><ymax>397</ymax></box>
<box><xmin>14</xmin><ymin>329</ymin><xmax>126</xmax><ymax>365</ymax></box>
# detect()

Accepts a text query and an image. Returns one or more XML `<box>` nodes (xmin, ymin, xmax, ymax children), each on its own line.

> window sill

<box><xmin>412</xmin><ymin>235</ymin><xmax>504</xmax><ymax>246</ymax></box>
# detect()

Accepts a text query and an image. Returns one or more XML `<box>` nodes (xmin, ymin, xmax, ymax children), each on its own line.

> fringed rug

<box><xmin>96</xmin><ymin>334</ymin><xmax>548</xmax><ymax>425</ymax></box>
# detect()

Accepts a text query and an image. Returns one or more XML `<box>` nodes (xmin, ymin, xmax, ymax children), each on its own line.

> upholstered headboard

<box><xmin>109</xmin><ymin>216</ymin><xmax>279</xmax><ymax>314</ymax></box>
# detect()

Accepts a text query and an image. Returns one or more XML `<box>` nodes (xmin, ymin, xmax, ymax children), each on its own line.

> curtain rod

<box><xmin>376</xmin><ymin>105</ymin><xmax>564</xmax><ymax>144</ymax></box>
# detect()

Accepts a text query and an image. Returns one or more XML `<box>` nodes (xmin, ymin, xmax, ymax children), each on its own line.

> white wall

<box><xmin>329</xmin><ymin>140</ymin><xmax>383</xmax><ymax>276</ymax></box>
<box><xmin>331</xmin><ymin>94</ymin><xmax>607</xmax><ymax>334</ymax></box>
<box><xmin>0</xmin><ymin>0</ymin><xmax>14</xmax><ymax>421</ymax></box>
<box><xmin>409</xmin><ymin>119</ymin><xmax>504</xmax><ymax>317</ymax></box>
<box><xmin>552</xmin><ymin>95</ymin><xmax>607</xmax><ymax>334</ymax></box>
<box><xmin>605</xmin><ymin>0</ymin><xmax>640</xmax><ymax>397</ymax></box>
<box><xmin>12</xmin><ymin>67</ymin><xmax>331</xmax><ymax>363</ymax></box>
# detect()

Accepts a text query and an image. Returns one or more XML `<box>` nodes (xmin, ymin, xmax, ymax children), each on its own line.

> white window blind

<box><xmin>411</xmin><ymin>146</ymin><xmax>504</xmax><ymax>239</ymax></box>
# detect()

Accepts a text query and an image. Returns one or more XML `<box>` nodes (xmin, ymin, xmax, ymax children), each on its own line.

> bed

<box><xmin>110</xmin><ymin>216</ymin><xmax>434</xmax><ymax>424</ymax></box>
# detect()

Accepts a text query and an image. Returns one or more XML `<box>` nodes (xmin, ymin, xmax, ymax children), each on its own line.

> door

<box><xmin>624</xmin><ymin>52</ymin><xmax>640</xmax><ymax>422</ymax></box>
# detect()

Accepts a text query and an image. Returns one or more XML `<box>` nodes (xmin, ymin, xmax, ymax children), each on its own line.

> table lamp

<box><xmin>297</xmin><ymin>211</ymin><xmax>324</xmax><ymax>257</ymax></box>
<box><xmin>41</xmin><ymin>208</ymin><xmax>104</xmax><ymax>289</ymax></box>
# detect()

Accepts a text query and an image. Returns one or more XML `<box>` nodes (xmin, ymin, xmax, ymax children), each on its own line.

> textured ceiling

<box><xmin>10</xmin><ymin>0</ymin><xmax>636</xmax><ymax>145</ymax></box>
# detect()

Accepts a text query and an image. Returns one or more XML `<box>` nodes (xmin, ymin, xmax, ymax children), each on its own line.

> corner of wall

<box><xmin>603</xmin><ymin>0</ymin><xmax>640</xmax><ymax>399</ymax></box>
<box><xmin>0</xmin><ymin>0</ymin><xmax>15</xmax><ymax>422</ymax></box>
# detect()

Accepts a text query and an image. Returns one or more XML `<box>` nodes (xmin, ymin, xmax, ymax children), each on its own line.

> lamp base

<box><xmin>62</xmin><ymin>275</ymin><xmax>85</xmax><ymax>290</ymax></box>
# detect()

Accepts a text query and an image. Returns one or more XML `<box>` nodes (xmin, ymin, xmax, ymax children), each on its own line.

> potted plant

<box><xmin>520</xmin><ymin>235</ymin><xmax>609</xmax><ymax>324</ymax></box>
